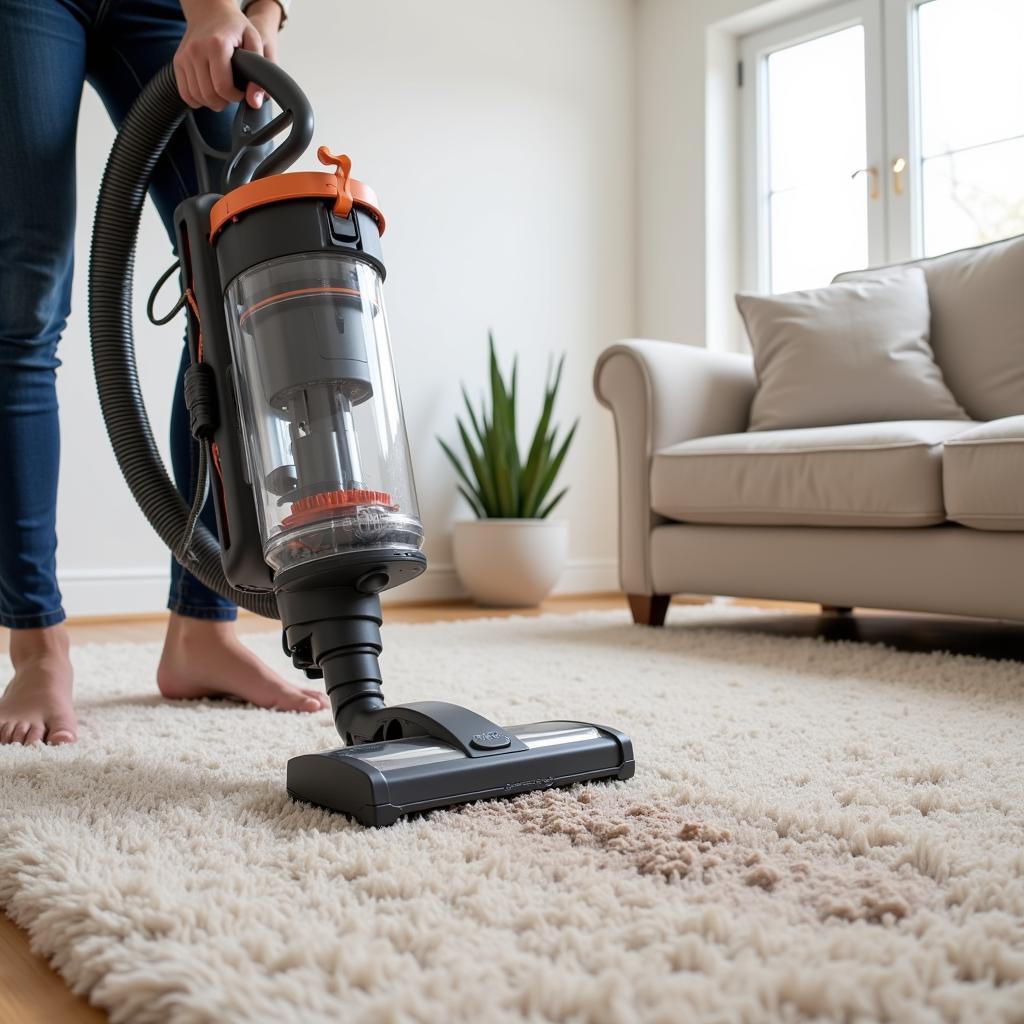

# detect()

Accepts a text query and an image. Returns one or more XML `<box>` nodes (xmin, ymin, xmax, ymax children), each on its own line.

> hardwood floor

<box><xmin>722</xmin><ymin>597</ymin><xmax>1024</xmax><ymax>660</ymax></box>
<box><xmin>2</xmin><ymin>592</ymin><xmax>1023</xmax><ymax>1023</ymax></box>
<box><xmin>0</xmin><ymin>917</ymin><xmax>106</xmax><ymax>1024</ymax></box>
<box><xmin>0</xmin><ymin>593</ymin><xmax>648</xmax><ymax>654</ymax></box>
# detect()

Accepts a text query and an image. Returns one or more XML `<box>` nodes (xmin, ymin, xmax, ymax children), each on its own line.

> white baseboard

<box><xmin>57</xmin><ymin>558</ymin><xmax>620</xmax><ymax>618</ymax></box>
<box><xmin>554</xmin><ymin>557</ymin><xmax>620</xmax><ymax>594</ymax></box>
<box><xmin>59</xmin><ymin>567</ymin><xmax>171</xmax><ymax>619</ymax></box>
<box><xmin>385</xmin><ymin>557</ymin><xmax>619</xmax><ymax>604</ymax></box>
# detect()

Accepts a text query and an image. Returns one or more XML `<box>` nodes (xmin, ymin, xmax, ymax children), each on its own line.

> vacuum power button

<box><xmin>470</xmin><ymin>730</ymin><xmax>513</xmax><ymax>750</ymax></box>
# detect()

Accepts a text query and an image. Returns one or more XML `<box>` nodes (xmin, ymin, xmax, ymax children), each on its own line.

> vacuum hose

<box><xmin>88</xmin><ymin>63</ymin><xmax>278</xmax><ymax>618</ymax></box>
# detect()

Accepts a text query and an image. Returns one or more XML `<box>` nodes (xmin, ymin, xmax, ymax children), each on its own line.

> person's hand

<box><xmin>175</xmin><ymin>0</ymin><xmax>284</xmax><ymax>111</ymax></box>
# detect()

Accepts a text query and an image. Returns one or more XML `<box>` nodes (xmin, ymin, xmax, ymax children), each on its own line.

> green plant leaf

<box><xmin>537</xmin><ymin>485</ymin><xmax>568</xmax><ymax>519</ymax></box>
<box><xmin>509</xmin><ymin>356</ymin><xmax>518</xmax><ymax>449</ymax></box>
<box><xmin>457</xmin><ymin>484</ymin><xmax>486</xmax><ymax>518</ymax></box>
<box><xmin>487</xmin><ymin>335</ymin><xmax>519</xmax><ymax>516</ymax></box>
<box><xmin>520</xmin><ymin>434</ymin><xmax>551</xmax><ymax>517</ymax></box>
<box><xmin>457</xmin><ymin>418</ymin><xmax>498</xmax><ymax>515</ymax></box>
<box><xmin>476</xmin><ymin>412</ymin><xmax>504</xmax><ymax>516</ymax></box>
<box><xmin>532</xmin><ymin>418</ymin><xmax>578</xmax><ymax>513</ymax></box>
<box><xmin>440</xmin><ymin>336</ymin><xmax>576</xmax><ymax>520</ymax></box>
<box><xmin>520</xmin><ymin>354</ymin><xmax>565</xmax><ymax>516</ymax></box>
<box><xmin>438</xmin><ymin>435</ymin><xmax>484</xmax><ymax>508</ymax></box>
<box><xmin>508</xmin><ymin>355</ymin><xmax>520</xmax><ymax>512</ymax></box>
<box><xmin>461</xmin><ymin>386</ymin><xmax>486</xmax><ymax>448</ymax></box>
<box><xmin>462</xmin><ymin>387</ymin><xmax>506</xmax><ymax>512</ymax></box>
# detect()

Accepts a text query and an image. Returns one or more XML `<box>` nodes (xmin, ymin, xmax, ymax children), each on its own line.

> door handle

<box><xmin>891</xmin><ymin>156</ymin><xmax>907</xmax><ymax>196</ymax></box>
<box><xmin>851</xmin><ymin>166</ymin><xmax>880</xmax><ymax>200</ymax></box>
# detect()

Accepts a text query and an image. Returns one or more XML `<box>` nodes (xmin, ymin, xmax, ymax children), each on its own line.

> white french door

<box><xmin>741</xmin><ymin>0</ymin><xmax>886</xmax><ymax>294</ymax></box>
<box><xmin>741</xmin><ymin>0</ymin><xmax>1024</xmax><ymax>294</ymax></box>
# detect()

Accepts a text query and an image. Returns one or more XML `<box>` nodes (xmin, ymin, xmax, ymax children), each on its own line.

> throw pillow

<box><xmin>736</xmin><ymin>268</ymin><xmax>966</xmax><ymax>431</ymax></box>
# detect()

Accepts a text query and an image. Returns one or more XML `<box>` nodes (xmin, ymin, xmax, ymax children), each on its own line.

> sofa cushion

<box><xmin>651</xmin><ymin>420</ymin><xmax>975</xmax><ymax>528</ymax></box>
<box><xmin>737</xmin><ymin>269</ymin><xmax>965</xmax><ymax>431</ymax></box>
<box><xmin>943</xmin><ymin>417</ymin><xmax>1024</xmax><ymax>531</ymax></box>
<box><xmin>835</xmin><ymin>233</ymin><xmax>1024</xmax><ymax>420</ymax></box>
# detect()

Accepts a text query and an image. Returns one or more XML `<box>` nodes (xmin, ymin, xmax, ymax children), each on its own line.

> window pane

<box><xmin>770</xmin><ymin>178</ymin><xmax>868</xmax><ymax>294</ymax></box>
<box><xmin>765</xmin><ymin>25</ymin><xmax>869</xmax><ymax>291</ymax></box>
<box><xmin>917</xmin><ymin>0</ymin><xmax>1024</xmax><ymax>160</ymax></box>
<box><xmin>768</xmin><ymin>26</ymin><xmax>866</xmax><ymax>192</ymax></box>
<box><xmin>922</xmin><ymin>137</ymin><xmax>1024</xmax><ymax>256</ymax></box>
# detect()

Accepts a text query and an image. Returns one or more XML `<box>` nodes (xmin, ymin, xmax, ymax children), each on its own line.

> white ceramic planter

<box><xmin>453</xmin><ymin>518</ymin><xmax>568</xmax><ymax>607</ymax></box>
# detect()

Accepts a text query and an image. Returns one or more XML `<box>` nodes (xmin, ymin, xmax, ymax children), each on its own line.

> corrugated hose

<box><xmin>88</xmin><ymin>62</ymin><xmax>278</xmax><ymax>619</ymax></box>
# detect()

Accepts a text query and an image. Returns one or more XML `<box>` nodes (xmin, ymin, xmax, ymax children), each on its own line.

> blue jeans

<box><xmin>0</xmin><ymin>0</ymin><xmax>237</xmax><ymax>628</ymax></box>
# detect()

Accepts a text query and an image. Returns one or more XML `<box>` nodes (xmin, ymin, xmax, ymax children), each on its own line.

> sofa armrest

<box><xmin>593</xmin><ymin>339</ymin><xmax>756</xmax><ymax>594</ymax></box>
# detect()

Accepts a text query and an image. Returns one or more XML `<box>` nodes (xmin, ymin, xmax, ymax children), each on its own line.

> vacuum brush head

<box><xmin>287</xmin><ymin>719</ymin><xmax>635</xmax><ymax>826</ymax></box>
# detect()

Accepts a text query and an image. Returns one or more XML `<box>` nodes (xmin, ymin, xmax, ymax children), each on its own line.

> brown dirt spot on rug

<box><xmin>488</xmin><ymin>788</ymin><xmax>732</xmax><ymax>882</ymax></box>
<box><xmin>469</xmin><ymin>788</ymin><xmax>939</xmax><ymax>925</ymax></box>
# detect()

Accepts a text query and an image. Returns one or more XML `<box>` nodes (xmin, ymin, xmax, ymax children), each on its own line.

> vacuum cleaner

<box><xmin>88</xmin><ymin>51</ymin><xmax>634</xmax><ymax>827</ymax></box>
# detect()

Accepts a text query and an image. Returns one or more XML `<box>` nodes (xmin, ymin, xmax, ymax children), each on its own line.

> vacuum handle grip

<box><xmin>227</xmin><ymin>49</ymin><xmax>314</xmax><ymax>184</ymax></box>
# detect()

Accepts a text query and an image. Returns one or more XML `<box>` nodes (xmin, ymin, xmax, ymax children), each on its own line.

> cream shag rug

<box><xmin>2</xmin><ymin>607</ymin><xmax>1023</xmax><ymax>1024</ymax></box>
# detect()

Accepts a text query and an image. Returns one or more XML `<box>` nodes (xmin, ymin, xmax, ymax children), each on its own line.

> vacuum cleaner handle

<box><xmin>222</xmin><ymin>49</ymin><xmax>315</xmax><ymax>188</ymax></box>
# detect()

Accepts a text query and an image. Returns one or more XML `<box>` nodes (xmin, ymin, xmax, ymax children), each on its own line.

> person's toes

<box><xmin>0</xmin><ymin>721</ymin><xmax>15</xmax><ymax>745</ymax></box>
<box><xmin>11</xmin><ymin>722</ymin><xmax>31</xmax><ymax>745</ymax></box>
<box><xmin>300</xmin><ymin>688</ymin><xmax>329</xmax><ymax>709</ymax></box>
<box><xmin>24</xmin><ymin>724</ymin><xmax>45</xmax><ymax>746</ymax></box>
<box><xmin>292</xmin><ymin>693</ymin><xmax>322</xmax><ymax>713</ymax></box>
<box><xmin>268</xmin><ymin>685</ymin><xmax>322</xmax><ymax>713</ymax></box>
<box><xmin>46</xmin><ymin>718</ymin><xmax>77</xmax><ymax>745</ymax></box>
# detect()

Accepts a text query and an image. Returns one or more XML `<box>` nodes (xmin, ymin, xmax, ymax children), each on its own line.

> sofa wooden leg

<box><xmin>820</xmin><ymin>604</ymin><xmax>854</xmax><ymax>615</ymax></box>
<box><xmin>627</xmin><ymin>593</ymin><xmax>671</xmax><ymax>627</ymax></box>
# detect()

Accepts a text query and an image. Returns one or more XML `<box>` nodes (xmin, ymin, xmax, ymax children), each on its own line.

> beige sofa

<box><xmin>594</xmin><ymin>234</ymin><xmax>1024</xmax><ymax>625</ymax></box>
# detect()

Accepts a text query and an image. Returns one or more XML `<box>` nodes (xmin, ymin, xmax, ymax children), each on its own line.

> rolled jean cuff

<box><xmin>166</xmin><ymin>600</ymin><xmax>238</xmax><ymax>622</ymax></box>
<box><xmin>0</xmin><ymin>607</ymin><xmax>67</xmax><ymax>630</ymax></box>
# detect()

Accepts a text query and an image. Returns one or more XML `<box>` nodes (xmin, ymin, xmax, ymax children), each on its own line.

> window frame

<box><xmin>883</xmin><ymin>0</ymin><xmax>926</xmax><ymax>261</ymax></box>
<box><xmin>739</xmin><ymin>0</ymin><xmax>888</xmax><ymax>294</ymax></box>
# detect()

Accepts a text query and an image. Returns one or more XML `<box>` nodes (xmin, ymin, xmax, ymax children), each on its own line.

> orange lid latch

<box><xmin>317</xmin><ymin>147</ymin><xmax>354</xmax><ymax>218</ymax></box>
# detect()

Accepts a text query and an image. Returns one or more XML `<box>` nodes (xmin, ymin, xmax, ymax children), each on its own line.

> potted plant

<box><xmin>439</xmin><ymin>333</ymin><xmax>578</xmax><ymax>607</ymax></box>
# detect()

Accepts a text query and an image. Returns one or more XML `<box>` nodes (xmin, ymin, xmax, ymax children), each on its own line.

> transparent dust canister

<box><xmin>223</xmin><ymin>252</ymin><xmax>423</xmax><ymax>573</ymax></box>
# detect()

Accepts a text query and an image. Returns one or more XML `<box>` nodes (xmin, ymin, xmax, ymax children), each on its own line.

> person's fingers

<box><xmin>209</xmin><ymin>38</ymin><xmax>243</xmax><ymax>107</ymax></box>
<box><xmin>184</xmin><ymin>62</ymin><xmax>205</xmax><ymax>109</ymax></box>
<box><xmin>173</xmin><ymin>57</ymin><xmax>200</xmax><ymax>108</ymax></box>
<box><xmin>194</xmin><ymin>58</ymin><xmax>224</xmax><ymax>111</ymax></box>
<box><xmin>241</xmin><ymin>23</ymin><xmax>263</xmax><ymax>53</ymax></box>
<box><xmin>187</xmin><ymin>64</ymin><xmax>206</xmax><ymax>109</ymax></box>
<box><xmin>172</xmin><ymin>63</ymin><xmax>188</xmax><ymax>105</ymax></box>
<box><xmin>249</xmin><ymin>32</ymin><xmax>276</xmax><ymax>105</ymax></box>
<box><xmin>239</xmin><ymin>24</ymin><xmax>266</xmax><ymax>109</ymax></box>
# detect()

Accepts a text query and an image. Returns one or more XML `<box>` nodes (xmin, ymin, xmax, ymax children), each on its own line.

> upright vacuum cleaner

<box><xmin>89</xmin><ymin>51</ymin><xmax>634</xmax><ymax>826</ymax></box>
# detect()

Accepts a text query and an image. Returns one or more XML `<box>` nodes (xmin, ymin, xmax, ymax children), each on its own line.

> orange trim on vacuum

<box><xmin>209</xmin><ymin>168</ymin><xmax>385</xmax><ymax>239</ymax></box>
<box><xmin>184</xmin><ymin>287</ymin><xmax>204</xmax><ymax>361</ymax></box>
<box><xmin>316</xmin><ymin>147</ymin><xmax>354</xmax><ymax>217</ymax></box>
<box><xmin>282</xmin><ymin>488</ymin><xmax>398</xmax><ymax>529</ymax></box>
<box><xmin>238</xmin><ymin>286</ymin><xmax>363</xmax><ymax>327</ymax></box>
<box><xmin>210</xmin><ymin>442</ymin><xmax>231</xmax><ymax>548</ymax></box>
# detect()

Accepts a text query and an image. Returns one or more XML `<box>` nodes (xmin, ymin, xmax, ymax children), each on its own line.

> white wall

<box><xmin>56</xmin><ymin>0</ymin><xmax>635</xmax><ymax>616</ymax></box>
<box><xmin>635</xmin><ymin>0</ymin><xmax>823</xmax><ymax>351</ymax></box>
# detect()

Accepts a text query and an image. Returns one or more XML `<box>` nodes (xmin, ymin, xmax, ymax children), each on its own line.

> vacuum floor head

<box><xmin>287</xmin><ymin>719</ymin><xmax>635</xmax><ymax>826</ymax></box>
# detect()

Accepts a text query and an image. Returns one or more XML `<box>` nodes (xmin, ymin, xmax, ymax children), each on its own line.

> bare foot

<box><xmin>0</xmin><ymin>626</ymin><xmax>77</xmax><ymax>745</ymax></box>
<box><xmin>157</xmin><ymin>613</ymin><xmax>328</xmax><ymax>713</ymax></box>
